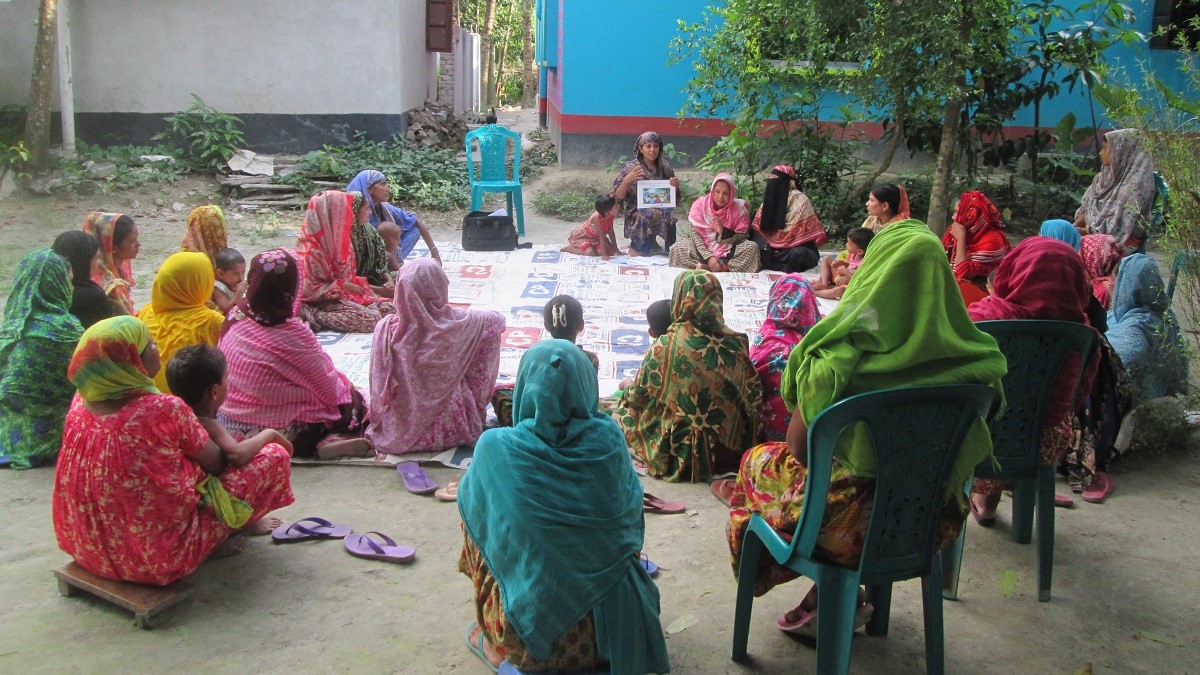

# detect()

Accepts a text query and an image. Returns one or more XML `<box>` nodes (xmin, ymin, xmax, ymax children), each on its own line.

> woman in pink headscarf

<box><xmin>668</xmin><ymin>173</ymin><xmax>760</xmax><ymax>273</ymax></box>
<box><xmin>366</xmin><ymin>259</ymin><xmax>505</xmax><ymax>455</ymax></box>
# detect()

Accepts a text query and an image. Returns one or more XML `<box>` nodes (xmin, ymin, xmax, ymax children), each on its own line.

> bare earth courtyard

<box><xmin>0</xmin><ymin>155</ymin><xmax>1198</xmax><ymax>674</ymax></box>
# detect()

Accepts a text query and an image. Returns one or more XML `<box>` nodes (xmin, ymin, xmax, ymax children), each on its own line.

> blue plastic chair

<box><xmin>1166</xmin><ymin>248</ymin><xmax>1198</xmax><ymax>309</ymax></box>
<box><xmin>731</xmin><ymin>384</ymin><xmax>999</xmax><ymax>675</ymax></box>
<box><xmin>941</xmin><ymin>320</ymin><xmax>1097</xmax><ymax>603</ymax></box>
<box><xmin>465</xmin><ymin>124</ymin><xmax>526</xmax><ymax>237</ymax></box>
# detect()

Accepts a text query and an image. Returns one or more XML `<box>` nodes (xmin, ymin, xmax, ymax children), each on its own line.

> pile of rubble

<box><xmin>404</xmin><ymin>100</ymin><xmax>470</xmax><ymax>151</ymax></box>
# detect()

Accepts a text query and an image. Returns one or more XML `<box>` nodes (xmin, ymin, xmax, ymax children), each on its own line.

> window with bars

<box><xmin>1150</xmin><ymin>0</ymin><xmax>1200</xmax><ymax>49</ymax></box>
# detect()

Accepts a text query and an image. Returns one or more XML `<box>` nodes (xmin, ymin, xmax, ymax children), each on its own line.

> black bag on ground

<box><xmin>462</xmin><ymin>211</ymin><xmax>518</xmax><ymax>251</ymax></box>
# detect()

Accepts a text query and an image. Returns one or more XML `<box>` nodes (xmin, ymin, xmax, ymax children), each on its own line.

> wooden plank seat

<box><xmin>53</xmin><ymin>562</ymin><xmax>195</xmax><ymax>629</ymax></box>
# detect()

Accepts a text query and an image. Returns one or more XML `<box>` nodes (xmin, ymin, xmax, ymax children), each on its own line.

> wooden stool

<box><xmin>53</xmin><ymin>562</ymin><xmax>195</xmax><ymax>629</ymax></box>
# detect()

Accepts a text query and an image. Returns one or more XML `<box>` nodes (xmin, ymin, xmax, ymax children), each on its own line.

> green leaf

<box><xmin>1136</xmin><ymin>630</ymin><xmax>1185</xmax><ymax>647</ymax></box>
<box><xmin>998</xmin><ymin>569</ymin><xmax>1018</xmax><ymax>596</ymax></box>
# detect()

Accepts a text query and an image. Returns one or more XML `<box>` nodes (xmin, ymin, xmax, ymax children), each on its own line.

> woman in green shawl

<box><xmin>0</xmin><ymin>249</ymin><xmax>85</xmax><ymax>469</ymax></box>
<box><xmin>616</xmin><ymin>269</ymin><xmax>762</xmax><ymax>482</ymax></box>
<box><xmin>726</xmin><ymin>219</ymin><xmax>1006</xmax><ymax>636</ymax></box>
<box><xmin>458</xmin><ymin>340</ymin><xmax>669</xmax><ymax>675</ymax></box>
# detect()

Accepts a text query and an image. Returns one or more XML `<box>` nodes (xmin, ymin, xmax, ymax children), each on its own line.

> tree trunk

<box><xmin>843</xmin><ymin>95</ymin><xmax>907</xmax><ymax>213</ymax></box>
<box><xmin>24</xmin><ymin>0</ymin><xmax>58</xmax><ymax>170</ymax></box>
<box><xmin>521</xmin><ymin>0</ymin><xmax>535</xmax><ymax>108</ymax></box>
<box><xmin>480</xmin><ymin>0</ymin><xmax>498</xmax><ymax>108</ymax></box>
<box><xmin>927</xmin><ymin>94</ymin><xmax>964</xmax><ymax>234</ymax></box>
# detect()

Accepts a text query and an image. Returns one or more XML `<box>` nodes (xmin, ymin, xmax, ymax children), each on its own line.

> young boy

<box><xmin>562</xmin><ymin>194</ymin><xmax>621</xmax><ymax>259</ymax></box>
<box><xmin>212</xmin><ymin>248</ymin><xmax>247</xmax><ymax>314</ymax></box>
<box><xmin>617</xmin><ymin>299</ymin><xmax>673</xmax><ymax>389</ymax></box>
<box><xmin>378</xmin><ymin>221</ymin><xmax>403</xmax><ymax>272</ymax></box>
<box><xmin>813</xmin><ymin>227</ymin><xmax>874</xmax><ymax>300</ymax></box>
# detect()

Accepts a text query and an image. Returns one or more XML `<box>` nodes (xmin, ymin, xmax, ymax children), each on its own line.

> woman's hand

<box><xmin>668</xmin><ymin>176</ymin><xmax>679</xmax><ymax>189</ymax></box>
<box><xmin>429</xmin><ymin>244</ymin><xmax>442</xmax><ymax>263</ymax></box>
<box><xmin>949</xmin><ymin>220</ymin><xmax>967</xmax><ymax>242</ymax></box>
<box><xmin>324</xmin><ymin>285</ymin><xmax>343</xmax><ymax>301</ymax></box>
<box><xmin>624</xmin><ymin>165</ymin><xmax>646</xmax><ymax>185</ymax></box>
<box><xmin>342</xmin><ymin>281</ymin><xmax>364</xmax><ymax>296</ymax></box>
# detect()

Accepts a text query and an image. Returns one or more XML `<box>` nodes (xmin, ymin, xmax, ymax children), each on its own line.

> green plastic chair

<box><xmin>941</xmin><ymin>320</ymin><xmax>1097</xmax><ymax>603</ymax></box>
<box><xmin>1166</xmin><ymin>248</ymin><xmax>1199</xmax><ymax>309</ymax></box>
<box><xmin>465</xmin><ymin>123</ymin><xmax>526</xmax><ymax>236</ymax></box>
<box><xmin>731</xmin><ymin>384</ymin><xmax>999</xmax><ymax>675</ymax></box>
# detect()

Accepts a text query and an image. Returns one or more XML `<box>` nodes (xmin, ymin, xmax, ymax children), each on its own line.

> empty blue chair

<box><xmin>465</xmin><ymin>124</ymin><xmax>526</xmax><ymax>237</ymax></box>
<box><xmin>732</xmin><ymin>384</ymin><xmax>999</xmax><ymax>675</ymax></box>
<box><xmin>941</xmin><ymin>320</ymin><xmax>1097</xmax><ymax>602</ymax></box>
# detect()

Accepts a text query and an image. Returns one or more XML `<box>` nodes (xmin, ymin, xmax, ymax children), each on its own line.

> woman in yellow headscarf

<box><xmin>137</xmin><ymin>252</ymin><xmax>225</xmax><ymax>393</ymax></box>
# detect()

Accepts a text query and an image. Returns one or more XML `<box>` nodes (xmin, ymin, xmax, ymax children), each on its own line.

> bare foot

<box><xmin>239</xmin><ymin>515</ymin><xmax>282</xmax><ymax>536</ymax></box>
<box><xmin>210</xmin><ymin>535</ymin><xmax>247</xmax><ymax>560</ymax></box>
<box><xmin>469</xmin><ymin>623</ymin><xmax>505</xmax><ymax>668</ymax></box>
<box><xmin>317</xmin><ymin>437</ymin><xmax>374</xmax><ymax>460</ymax></box>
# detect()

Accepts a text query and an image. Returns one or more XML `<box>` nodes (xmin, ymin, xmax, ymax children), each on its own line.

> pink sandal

<box><xmin>1081</xmin><ymin>471</ymin><xmax>1115</xmax><ymax>503</ymax></box>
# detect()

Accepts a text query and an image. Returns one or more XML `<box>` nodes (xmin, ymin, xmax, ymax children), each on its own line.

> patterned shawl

<box><xmin>1077</xmin><ymin>129</ymin><xmax>1156</xmax><ymax>249</ymax></box>
<box><xmin>366</xmin><ymin>259</ymin><xmax>504</xmax><ymax>454</ymax></box>
<box><xmin>180</xmin><ymin>205</ymin><xmax>228</xmax><ymax>265</ymax></box>
<box><xmin>616</xmin><ymin>270</ymin><xmax>762</xmax><ymax>482</ymax></box>
<box><xmin>751</xmin><ymin>165</ymin><xmax>827</xmax><ymax>249</ymax></box>
<box><xmin>1080</xmin><ymin>233</ymin><xmax>1122</xmax><ymax>308</ymax></box>
<box><xmin>349</xmin><ymin>189</ymin><xmax>392</xmax><ymax>287</ymax></box>
<box><xmin>942</xmin><ymin>191</ymin><xmax>1011</xmax><ymax>281</ymax></box>
<box><xmin>688</xmin><ymin>173</ymin><xmax>750</xmax><ymax>259</ymax></box>
<box><xmin>136</xmin><ymin>252</ymin><xmax>225</xmax><ymax>394</ymax></box>
<box><xmin>297</xmin><ymin>190</ymin><xmax>378</xmax><ymax>305</ymax></box>
<box><xmin>81</xmin><ymin>211</ymin><xmax>136</xmax><ymax>314</ymax></box>
<box><xmin>68</xmin><ymin>316</ymin><xmax>160</xmax><ymax>402</ymax></box>
<box><xmin>749</xmin><ymin>274</ymin><xmax>822</xmax><ymax>441</ymax></box>
<box><xmin>1039</xmin><ymin>219</ymin><xmax>1081</xmax><ymax>251</ymax></box>
<box><xmin>783</xmin><ymin>219</ymin><xmax>1007</xmax><ymax>500</ymax></box>
<box><xmin>1106</xmin><ymin>254</ymin><xmax>1188</xmax><ymax>401</ymax></box>
<box><xmin>0</xmin><ymin>249</ymin><xmax>84</xmax><ymax>394</ymax></box>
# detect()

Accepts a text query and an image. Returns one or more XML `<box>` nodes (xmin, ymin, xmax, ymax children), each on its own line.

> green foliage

<box><xmin>155</xmin><ymin>94</ymin><xmax>246</xmax><ymax>171</ymax></box>
<box><xmin>533</xmin><ymin>189</ymin><xmax>596</xmax><ymax>222</ymax></box>
<box><xmin>0</xmin><ymin>104</ymin><xmax>29</xmax><ymax>183</ymax></box>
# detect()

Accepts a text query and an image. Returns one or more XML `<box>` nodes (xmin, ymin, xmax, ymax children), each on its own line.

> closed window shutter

<box><xmin>427</xmin><ymin>0</ymin><xmax>452</xmax><ymax>53</ymax></box>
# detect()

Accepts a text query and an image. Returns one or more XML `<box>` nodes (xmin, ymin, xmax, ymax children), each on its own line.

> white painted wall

<box><xmin>1</xmin><ymin>0</ymin><xmax>431</xmax><ymax>114</ymax></box>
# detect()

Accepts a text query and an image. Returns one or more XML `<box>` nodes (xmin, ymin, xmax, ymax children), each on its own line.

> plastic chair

<box><xmin>732</xmin><ymin>384</ymin><xmax>999</xmax><ymax>675</ymax></box>
<box><xmin>1136</xmin><ymin>172</ymin><xmax>1169</xmax><ymax>254</ymax></box>
<box><xmin>1166</xmin><ymin>248</ymin><xmax>1199</xmax><ymax>309</ymax></box>
<box><xmin>465</xmin><ymin>124</ymin><xmax>525</xmax><ymax>237</ymax></box>
<box><xmin>941</xmin><ymin>320</ymin><xmax>1097</xmax><ymax>603</ymax></box>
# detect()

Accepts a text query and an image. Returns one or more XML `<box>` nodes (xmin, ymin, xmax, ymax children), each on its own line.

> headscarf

<box><xmin>348</xmin><ymin>189</ymin><xmax>393</xmax><ymax>287</ymax></box>
<box><xmin>688</xmin><ymin>173</ymin><xmax>750</xmax><ymax>259</ymax></box>
<box><xmin>297</xmin><ymin>190</ymin><xmax>378</xmax><ymax>305</ymax></box>
<box><xmin>179</xmin><ymin>205</ymin><xmax>228</xmax><ymax>264</ymax></box>
<box><xmin>81</xmin><ymin>211</ymin><xmax>136</xmax><ymax>314</ymax></box>
<box><xmin>345</xmin><ymin>169</ymin><xmax>419</xmax><ymax>231</ymax></box>
<box><xmin>366</xmin><ymin>259</ymin><xmax>503</xmax><ymax>453</ymax></box>
<box><xmin>750</xmin><ymin>274</ymin><xmax>822</xmax><ymax>440</ymax></box>
<box><xmin>783</xmin><ymin>219</ymin><xmax>1007</xmax><ymax>500</ymax></box>
<box><xmin>1077</xmin><ymin>129</ymin><xmax>1157</xmax><ymax>249</ymax></box>
<box><xmin>68</xmin><ymin>315</ymin><xmax>160</xmax><ymax>402</ymax></box>
<box><xmin>616</xmin><ymin>270</ymin><xmax>762</xmax><ymax>482</ymax></box>
<box><xmin>634</xmin><ymin>131</ymin><xmax>672</xmax><ymax>172</ymax></box>
<box><xmin>136</xmin><ymin>252</ymin><xmax>225</xmax><ymax>394</ymax></box>
<box><xmin>1080</xmin><ymin>233</ymin><xmax>1122</xmax><ymax>308</ymax></box>
<box><xmin>228</xmin><ymin>248</ymin><xmax>302</xmax><ymax>331</ymax></box>
<box><xmin>751</xmin><ymin>165</ymin><xmax>827</xmax><ymax>249</ymax></box>
<box><xmin>861</xmin><ymin>185</ymin><xmax>911</xmax><ymax>233</ymax></box>
<box><xmin>0</xmin><ymin>250</ymin><xmax>84</xmax><ymax>345</ymax></box>
<box><xmin>458</xmin><ymin>341</ymin><xmax>669</xmax><ymax>674</ymax></box>
<box><xmin>942</xmin><ymin>191</ymin><xmax>1011</xmax><ymax>281</ymax></box>
<box><xmin>1106</xmin><ymin>254</ymin><xmax>1188</xmax><ymax>401</ymax></box>
<box><xmin>1039</xmin><ymin>219</ymin><xmax>1081</xmax><ymax>251</ymax></box>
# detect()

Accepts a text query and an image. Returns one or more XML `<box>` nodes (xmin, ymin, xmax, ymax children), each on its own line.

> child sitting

<box><xmin>166</xmin><ymin>344</ymin><xmax>293</xmax><ymax>533</ymax></box>
<box><xmin>562</xmin><ymin>195</ymin><xmax>620</xmax><ymax>258</ymax></box>
<box><xmin>212</xmin><ymin>248</ymin><xmax>247</xmax><ymax>315</ymax></box>
<box><xmin>544</xmin><ymin>295</ymin><xmax>600</xmax><ymax>370</ymax></box>
<box><xmin>617</xmin><ymin>299</ymin><xmax>673</xmax><ymax>389</ymax></box>
<box><xmin>813</xmin><ymin>227</ymin><xmax>874</xmax><ymax>300</ymax></box>
<box><xmin>378</xmin><ymin>221</ymin><xmax>403</xmax><ymax>272</ymax></box>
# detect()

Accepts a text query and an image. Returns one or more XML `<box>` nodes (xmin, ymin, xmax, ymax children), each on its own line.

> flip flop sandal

<box><xmin>1054</xmin><ymin>493</ymin><xmax>1075</xmax><ymax>508</ymax></box>
<box><xmin>465</xmin><ymin>621</ymin><xmax>499</xmax><ymax>673</ymax></box>
<box><xmin>343</xmin><ymin>531</ymin><xmax>416</xmax><ymax>564</ymax></box>
<box><xmin>640</xmin><ymin>554</ymin><xmax>659</xmax><ymax>577</ymax></box>
<box><xmin>711</xmin><ymin>479</ymin><xmax>735</xmax><ymax>507</ymax></box>
<box><xmin>435</xmin><ymin>480</ymin><xmax>459</xmax><ymax>502</ymax></box>
<box><xmin>1081</xmin><ymin>471</ymin><xmax>1114</xmax><ymax>503</ymax></box>
<box><xmin>397</xmin><ymin>461</ymin><xmax>438</xmax><ymax>494</ymax></box>
<box><xmin>270</xmin><ymin>516</ymin><xmax>353</xmax><ymax>544</ymax></box>
<box><xmin>780</xmin><ymin>602</ymin><xmax>874</xmax><ymax>639</ymax></box>
<box><xmin>643</xmin><ymin>493</ymin><xmax>685</xmax><ymax>514</ymax></box>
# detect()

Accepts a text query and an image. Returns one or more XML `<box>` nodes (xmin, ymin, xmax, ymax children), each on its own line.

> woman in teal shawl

<box><xmin>1106</xmin><ymin>254</ymin><xmax>1187</xmax><ymax>401</ymax></box>
<box><xmin>0</xmin><ymin>249</ymin><xmax>85</xmax><ymax>469</ymax></box>
<box><xmin>726</xmin><ymin>219</ymin><xmax>1006</xmax><ymax>635</ymax></box>
<box><xmin>458</xmin><ymin>340</ymin><xmax>669</xmax><ymax>675</ymax></box>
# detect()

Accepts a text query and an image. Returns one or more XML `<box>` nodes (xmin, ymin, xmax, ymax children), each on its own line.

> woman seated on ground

<box><xmin>750</xmin><ymin>274</ymin><xmax>822</xmax><ymax>443</ymax></box>
<box><xmin>347</xmin><ymin>191</ymin><xmax>396</xmax><ymax>297</ymax></box>
<box><xmin>1074</xmin><ymin>129</ymin><xmax>1156</xmax><ymax>253</ymax></box>
<box><xmin>1106</xmin><ymin>254</ymin><xmax>1188</xmax><ymax>403</ymax></box>
<box><xmin>180</xmin><ymin>205</ymin><xmax>228</xmax><ymax>265</ymax></box>
<box><xmin>0</xmin><ymin>250</ymin><xmax>84</xmax><ymax>470</ymax></box>
<box><xmin>669</xmin><ymin>173</ymin><xmax>760</xmax><ymax>273</ymax></box>
<box><xmin>219</xmin><ymin>249</ymin><xmax>373</xmax><ymax>460</ymax></box>
<box><xmin>345</xmin><ymin>169</ymin><xmax>441</xmax><ymax>264</ymax></box>
<box><xmin>943</xmin><ymin>190</ymin><xmax>1011</xmax><ymax>305</ymax></box>
<box><xmin>297</xmin><ymin>190</ymin><xmax>395</xmax><ymax>333</ymax></box>
<box><xmin>1081</xmin><ymin>233</ymin><xmax>1122</xmax><ymax>309</ymax></box>
<box><xmin>458</xmin><ymin>340</ymin><xmax>670</xmax><ymax>675</ymax></box>
<box><xmin>966</xmin><ymin>237</ymin><xmax>1099</xmax><ymax>523</ymax></box>
<box><xmin>726</xmin><ymin>218</ymin><xmax>1006</xmax><ymax>635</ymax></box>
<box><xmin>615</xmin><ymin>270</ymin><xmax>762</xmax><ymax>482</ymax></box>
<box><xmin>52</xmin><ymin>316</ymin><xmax>294</xmax><ymax>585</ymax></box>
<box><xmin>52</xmin><ymin>231</ymin><xmax>112</xmax><ymax>329</ymax></box>
<box><xmin>82</xmin><ymin>211</ymin><xmax>140</xmax><ymax>315</ymax></box>
<box><xmin>860</xmin><ymin>183</ymin><xmax>910</xmax><ymax>233</ymax></box>
<box><xmin>749</xmin><ymin>165</ymin><xmax>827</xmax><ymax>273</ymax></box>
<box><xmin>611</xmin><ymin>132</ymin><xmax>680</xmax><ymax>256</ymax></box>
<box><xmin>137</xmin><ymin>252</ymin><xmax>226</xmax><ymax>394</ymax></box>
<box><xmin>366</xmin><ymin>259</ymin><xmax>504</xmax><ymax>455</ymax></box>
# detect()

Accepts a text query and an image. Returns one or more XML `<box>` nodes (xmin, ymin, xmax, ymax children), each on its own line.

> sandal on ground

<box><xmin>1054</xmin><ymin>493</ymin><xmax>1075</xmax><ymax>508</ymax></box>
<box><xmin>1082</xmin><ymin>471</ymin><xmax>1115</xmax><ymax>503</ymax></box>
<box><xmin>778</xmin><ymin>602</ymin><xmax>874</xmax><ymax>639</ymax></box>
<box><xmin>435</xmin><ymin>480</ymin><xmax>459</xmax><ymax>502</ymax></box>
<box><xmin>343</xmin><ymin>531</ymin><xmax>416</xmax><ymax>564</ymax></box>
<box><xmin>643</xmin><ymin>493</ymin><xmax>686</xmax><ymax>514</ymax></box>
<box><xmin>711</xmin><ymin>479</ymin><xmax>736</xmax><ymax>507</ymax></box>
<box><xmin>270</xmin><ymin>516</ymin><xmax>353</xmax><ymax>543</ymax></box>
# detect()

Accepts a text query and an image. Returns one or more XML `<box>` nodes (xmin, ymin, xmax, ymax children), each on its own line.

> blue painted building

<box><xmin>536</xmin><ymin>0</ymin><xmax>1198</xmax><ymax>166</ymax></box>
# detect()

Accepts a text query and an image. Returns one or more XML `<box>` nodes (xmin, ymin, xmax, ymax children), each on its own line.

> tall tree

<box><xmin>24</xmin><ymin>0</ymin><xmax>58</xmax><ymax>170</ymax></box>
<box><xmin>521</xmin><ymin>0</ymin><xmax>536</xmax><ymax>108</ymax></box>
<box><xmin>480</xmin><ymin>0</ymin><xmax>498</xmax><ymax>108</ymax></box>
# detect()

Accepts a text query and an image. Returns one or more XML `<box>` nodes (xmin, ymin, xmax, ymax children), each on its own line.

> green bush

<box><xmin>155</xmin><ymin>94</ymin><xmax>245</xmax><ymax>171</ymax></box>
<box><xmin>533</xmin><ymin>190</ymin><xmax>596</xmax><ymax>222</ymax></box>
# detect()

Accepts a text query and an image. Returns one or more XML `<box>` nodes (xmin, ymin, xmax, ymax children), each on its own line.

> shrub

<box><xmin>155</xmin><ymin>94</ymin><xmax>245</xmax><ymax>171</ymax></box>
<box><xmin>533</xmin><ymin>189</ymin><xmax>596</xmax><ymax>222</ymax></box>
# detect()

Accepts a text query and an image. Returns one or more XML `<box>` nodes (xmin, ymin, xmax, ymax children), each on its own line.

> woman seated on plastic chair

<box><xmin>726</xmin><ymin>218</ymin><xmax>1007</xmax><ymax>637</ymax></box>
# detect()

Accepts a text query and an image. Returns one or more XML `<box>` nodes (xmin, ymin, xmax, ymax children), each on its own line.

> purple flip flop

<box><xmin>270</xmin><ymin>516</ymin><xmax>353</xmax><ymax>544</ymax></box>
<box><xmin>344</xmin><ymin>531</ymin><xmax>416</xmax><ymax>564</ymax></box>
<box><xmin>397</xmin><ymin>461</ymin><xmax>438</xmax><ymax>494</ymax></box>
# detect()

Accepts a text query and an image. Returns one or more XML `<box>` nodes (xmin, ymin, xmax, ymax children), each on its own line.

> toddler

<box><xmin>212</xmin><ymin>248</ymin><xmax>247</xmax><ymax>314</ymax></box>
<box><xmin>617</xmin><ymin>298</ymin><xmax>673</xmax><ymax>389</ymax></box>
<box><xmin>544</xmin><ymin>295</ymin><xmax>600</xmax><ymax>371</ymax></box>
<box><xmin>377</xmin><ymin>221</ymin><xmax>403</xmax><ymax>272</ymax></box>
<box><xmin>562</xmin><ymin>195</ymin><xmax>620</xmax><ymax>258</ymax></box>
<box><xmin>813</xmin><ymin>227</ymin><xmax>874</xmax><ymax>300</ymax></box>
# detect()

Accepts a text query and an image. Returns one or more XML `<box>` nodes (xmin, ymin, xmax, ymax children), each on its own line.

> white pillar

<box><xmin>55</xmin><ymin>0</ymin><xmax>75</xmax><ymax>155</ymax></box>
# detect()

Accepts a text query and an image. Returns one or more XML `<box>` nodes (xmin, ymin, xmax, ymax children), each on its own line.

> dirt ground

<box><xmin>1</xmin><ymin>111</ymin><xmax>1199</xmax><ymax>674</ymax></box>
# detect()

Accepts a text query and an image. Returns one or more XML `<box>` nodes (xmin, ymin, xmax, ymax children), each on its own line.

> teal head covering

<box><xmin>458</xmin><ymin>340</ymin><xmax>669</xmax><ymax>674</ymax></box>
<box><xmin>1039</xmin><ymin>219</ymin><xmax>1081</xmax><ymax>251</ymax></box>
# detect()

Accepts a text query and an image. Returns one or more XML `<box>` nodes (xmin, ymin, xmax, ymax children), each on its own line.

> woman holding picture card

<box><xmin>612</xmin><ymin>132</ymin><xmax>680</xmax><ymax>256</ymax></box>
